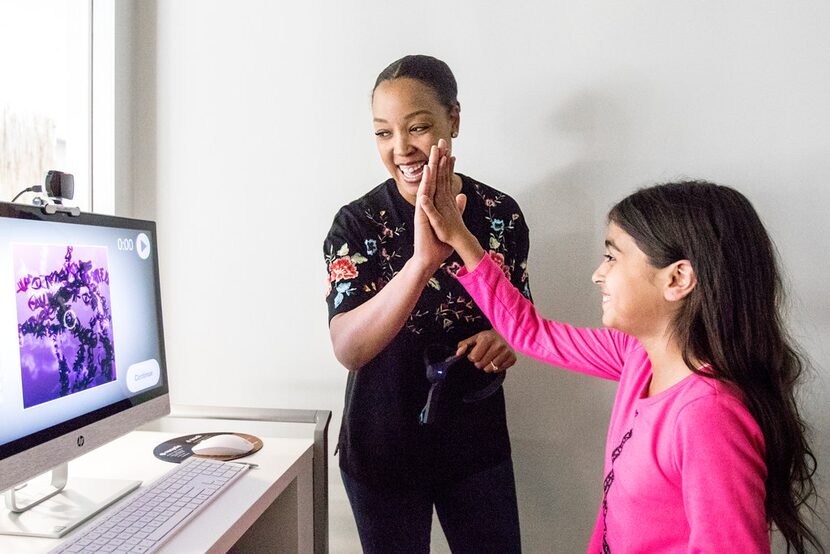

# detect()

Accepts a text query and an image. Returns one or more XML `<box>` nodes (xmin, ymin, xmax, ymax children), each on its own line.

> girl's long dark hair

<box><xmin>609</xmin><ymin>180</ymin><xmax>824</xmax><ymax>553</ymax></box>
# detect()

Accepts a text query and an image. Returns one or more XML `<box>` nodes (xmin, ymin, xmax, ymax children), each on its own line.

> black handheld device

<box><xmin>418</xmin><ymin>344</ymin><xmax>506</xmax><ymax>425</ymax></box>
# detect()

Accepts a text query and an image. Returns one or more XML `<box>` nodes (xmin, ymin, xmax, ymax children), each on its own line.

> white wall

<box><xmin>125</xmin><ymin>1</ymin><xmax>830</xmax><ymax>551</ymax></box>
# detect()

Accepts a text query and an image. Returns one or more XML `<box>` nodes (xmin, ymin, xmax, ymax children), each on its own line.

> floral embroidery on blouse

<box><xmin>365</xmin><ymin>208</ymin><xmax>406</xmax><ymax>289</ymax></box>
<box><xmin>324</xmin><ymin>243</ymin><xmax>367</xmax><ymax>308</ymax></box>
<box><xmin>324</xmin><ymin>177</ymin><xmax>531</xmax><ymax>336</ymax></box>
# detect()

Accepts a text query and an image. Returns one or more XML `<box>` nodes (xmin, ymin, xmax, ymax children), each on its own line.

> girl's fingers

<box><xmin>441</xmin><ymin>155</ymin><xmax>457</xmax><ymax>204</ymax></box>
<box><xmin>436</xmin><ymin>156</ymin><xmax>453</xmax><ymax>204</ymax></box>
<box><xmin>438</xmin><ymin>155</ymin><xmax>448</xmax><ymax>196</ymax></box>
<box><xmin>426</xmin><ymin>145</ymin><xmax>440</xmax><ymax>195</ymax></box>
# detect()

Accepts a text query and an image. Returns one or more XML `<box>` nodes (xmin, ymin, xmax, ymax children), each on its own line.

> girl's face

<box><xmin>372</xmin><ymin>78</ymin><xmax>459</xmax><ymax>205</ymax></box>
<box><xmin>591</xmin><ymin>223</ymin><xmax>673</xmax><ymax>340</ymax></box>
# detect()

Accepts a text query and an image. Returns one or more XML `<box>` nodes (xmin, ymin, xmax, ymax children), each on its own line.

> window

<box><xmin>0</xmin><ymin>0</ymin><xmax>91</xmax><ymax>209</ymax></box>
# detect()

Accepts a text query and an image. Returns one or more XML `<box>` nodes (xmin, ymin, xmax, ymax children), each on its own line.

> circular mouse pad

<box><xmin>153</xmin><ymin>432</ymin><xmax>263</xmax><ymax>463</ymax></box>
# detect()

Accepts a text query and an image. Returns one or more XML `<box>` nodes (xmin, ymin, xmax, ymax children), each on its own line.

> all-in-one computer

<box><xmin>0</xmin><ymin>200</ymin><xmax>170</xmax><ymax>538</ymax></box>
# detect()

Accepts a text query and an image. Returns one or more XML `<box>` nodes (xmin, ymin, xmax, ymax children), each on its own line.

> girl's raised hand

<box><xmin>418</xmin><ymin>139</ymin><xmax>466</xmax><ymax>245</ymax></box>
<box><xmin>419</xmin><ymin>140</ymin><xmax>484</xmax><ymax>270</ymax></box>
<box><xmin>412</xmin><ymin>141</ymin><xmax>454</xmax><ymax>271</ymax></box>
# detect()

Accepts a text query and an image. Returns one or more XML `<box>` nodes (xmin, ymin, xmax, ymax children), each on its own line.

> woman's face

<box><xmin>372</xmin><ymin>78</ymin><xmax>459</xmax><ymax>205</ymax></box>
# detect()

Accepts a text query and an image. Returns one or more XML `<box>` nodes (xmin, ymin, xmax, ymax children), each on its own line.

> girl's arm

<box><xmin>419</xmin><ymin>149</ymin><xmax>630</xmax><ymax>379</ymax></box>
<box><xmin>674</xmin><ymin>395</ymin><xmax>769</xmax><ymax>552</ymax></box>
<box><xmin>457</xmin><ymin>255</ymin><xmax>629</xmax><ymax>380</ymax></box>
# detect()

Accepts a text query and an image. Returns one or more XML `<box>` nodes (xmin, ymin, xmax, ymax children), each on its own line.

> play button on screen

<box><xmin>136</xmin><ymin>233</ymin><xmax>151</xmax><ymax>260</ymax></box>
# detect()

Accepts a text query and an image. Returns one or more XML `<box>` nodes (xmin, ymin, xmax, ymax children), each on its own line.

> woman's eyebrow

<box><xmin>373</xmin><ymin>110</ymin><xmax>433</xmax><ymax>124</ymax></box>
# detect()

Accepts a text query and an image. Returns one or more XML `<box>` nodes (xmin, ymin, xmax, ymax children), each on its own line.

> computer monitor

<box><xmin>0</xmin><ymin>201</ymin><xmax>170</xmax><ymax>537</ymax></box>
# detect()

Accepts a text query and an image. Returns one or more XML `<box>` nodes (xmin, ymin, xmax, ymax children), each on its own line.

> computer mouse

<box><xmin>192</xmin><ymin>434</ymin><xmax>255</xmax><ymax>456</ymax></box>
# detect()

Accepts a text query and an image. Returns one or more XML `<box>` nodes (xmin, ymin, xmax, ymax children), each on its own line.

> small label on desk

<box><xmin>153</xmin><ymin>432</ymin><xmax>262</xmax><ymax>463</ymax></box>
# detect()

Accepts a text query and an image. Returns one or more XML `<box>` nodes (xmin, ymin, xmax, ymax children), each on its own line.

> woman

<box><xmin>323</xmin><ymin>55</ymin><xmax>531</xmax><ymax>553</ymax></box>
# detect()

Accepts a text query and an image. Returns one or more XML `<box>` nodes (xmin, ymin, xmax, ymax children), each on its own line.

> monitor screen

<box><xmin>0</xmin><ymin>202</ymin><xmax>169</xmax><ymax>494</ymax></box>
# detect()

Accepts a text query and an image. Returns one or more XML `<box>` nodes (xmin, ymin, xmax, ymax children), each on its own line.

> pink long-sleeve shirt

<box><xmin>457</xmin><ymin>255</ymin><xmax>770</xmax><ymax>553</ymax></box>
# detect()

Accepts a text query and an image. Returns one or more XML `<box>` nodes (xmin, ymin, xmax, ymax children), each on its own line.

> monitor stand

<box><xmin>0</xmin><ymin>463</ymin><xmax>140</xmax><ymax>538</ymax></box>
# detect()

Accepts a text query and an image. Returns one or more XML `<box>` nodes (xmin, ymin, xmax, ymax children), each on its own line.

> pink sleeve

<box><xmin>674</xmin><ymin>396</ymin><xmax>769</xmax><ymax>553</ymax></box>
<box><xmin>457</xmin><ymin>254</ymin><xmax>633</xmax><ymax>381</ymax></box>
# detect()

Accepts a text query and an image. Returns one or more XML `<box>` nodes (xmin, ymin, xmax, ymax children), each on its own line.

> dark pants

<box><xmin>341</xmin><ymin>458</ymin><xmax>522</xmax><ymax>554</ymax></box>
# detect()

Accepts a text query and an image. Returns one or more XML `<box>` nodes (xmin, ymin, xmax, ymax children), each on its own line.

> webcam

<box><xmin>43</xmin><ymin>170</ymin><xmax>75</xmax><ymax>203</ymax></box>
<box><xmin>11</xmin><ymin>170</ymin><xmax>80</xmax><ymax>215</ymax></box>
<box><xmin>12</xmin><ymin>170</ymin><xmax>75</xmax><ymax>204</ymax></box>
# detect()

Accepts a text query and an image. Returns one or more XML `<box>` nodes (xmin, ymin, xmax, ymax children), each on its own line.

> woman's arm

<box><xmin>330</xmin><ymin>142</ymin><xmax>456</xmax><ymax>371</ymax></box>
<box><xmin>329</xmin><ymin>257</ymin><xmax>434</xmax><ymax>370</ymax></box>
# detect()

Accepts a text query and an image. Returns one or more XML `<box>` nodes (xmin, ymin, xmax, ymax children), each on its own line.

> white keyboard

<box><xmin>52</xmin><ymin>457</ymin><xmax>250</xmax><ymax>553</ymax></box>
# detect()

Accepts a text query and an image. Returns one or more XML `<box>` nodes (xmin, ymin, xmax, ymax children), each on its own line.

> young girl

<box><xmin>416</xmin><ymin>146</ymin><xmax>824</xmax><ymax>552</ymax></box>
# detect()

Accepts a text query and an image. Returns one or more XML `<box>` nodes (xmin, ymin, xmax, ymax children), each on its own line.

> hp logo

<box><xmin>77</xmin><ymin>435</ymin><xmax>85</xmax><ymax>447</ymax></box>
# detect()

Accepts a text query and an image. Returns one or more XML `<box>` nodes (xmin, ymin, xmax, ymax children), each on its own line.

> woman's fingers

<box><xmin>420</xmin><ymin>195</ymin><xmax>454</xmax><ymax>245</ymax></box>
<box><xmin>465</xmin><ymin>334</ymin><xmax>494</xmax><ymax>369</ymax></box>
<box><xmin>455</xmin><ymin>193</ymin><xmax>467</xmax><ymax>215</ymax></box>
<box><xmin>487</xmin><ymin>351</ymin><xmax>517</xmax><ymax>372</ymax></box>
<box><xmin>419</xmin><ymin>194</ymin><xmax>440</xmax><ymax>225</ymax></box>
<box><xmin>481</xmin><ymin>348</ymin><xmax>516</xmax><ymax>373</ymax></box>
<box><xmin>458</xmin><ymin>330</ymin><xmax>517</xmax><ymax>372</ymax></box>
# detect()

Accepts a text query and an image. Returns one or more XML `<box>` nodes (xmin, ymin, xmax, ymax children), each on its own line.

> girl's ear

<box><xmin>664</xmin><ymin>260</ymin><xmax>697</xmax><ymax>302</ymax></box>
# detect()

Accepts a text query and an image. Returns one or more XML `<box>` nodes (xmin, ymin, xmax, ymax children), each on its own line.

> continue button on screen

<box><xmin>126</xmin><ymin>359</ymin><xmax>161</xmax><ymax>393</ymax></box>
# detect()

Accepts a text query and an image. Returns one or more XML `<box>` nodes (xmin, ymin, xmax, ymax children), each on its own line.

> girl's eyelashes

<box><xmin>603</xmin><ymin>253</ymin><xmax>616</xmax><ymax>263</ymax></box>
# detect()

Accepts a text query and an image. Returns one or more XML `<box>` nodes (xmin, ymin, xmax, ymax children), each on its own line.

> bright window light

<box><xmin>0</xmin><ymin>0</ymin><xmax>91</xmax><ymax>209</ymax></box>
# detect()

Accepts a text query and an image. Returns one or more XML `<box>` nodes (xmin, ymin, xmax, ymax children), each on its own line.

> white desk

<box><xmin>0</xmin><ymin>429</ymin><xmax>314</xmax><ymax>553</ymax></box>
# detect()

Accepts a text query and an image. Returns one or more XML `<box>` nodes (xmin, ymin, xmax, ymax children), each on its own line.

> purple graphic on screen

<box><xmin>14</xmin><ymin>244</ymin><xmax>116</xmax><ymax>408</ymax></box>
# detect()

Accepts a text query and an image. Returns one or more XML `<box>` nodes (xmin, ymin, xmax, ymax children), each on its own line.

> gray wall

<box><xmin>121</xmin><ymin>1</ymin><xmax>830</xmax><ymax>551</ymax></box>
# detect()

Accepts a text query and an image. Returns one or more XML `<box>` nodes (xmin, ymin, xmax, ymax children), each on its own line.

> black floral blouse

<box><xmin>324</xmin><ymin>174</ymin><xmax>532</xmax><ymax>491</ymax></box>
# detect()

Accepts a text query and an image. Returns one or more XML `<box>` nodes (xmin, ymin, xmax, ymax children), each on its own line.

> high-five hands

<box><xmin>419</xmin><ymin>140</ymin><xmax>517</xmax><ymax>373</ymax></box>
<box><xmin>413</xmin><ymin>140</ymin><xmax>456</xmax><ymax>271</ymax></box>
<box><xmin>418</xmin><ymin>139</ymin><xmax>486</xmax><ymax>270</ymax></box>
